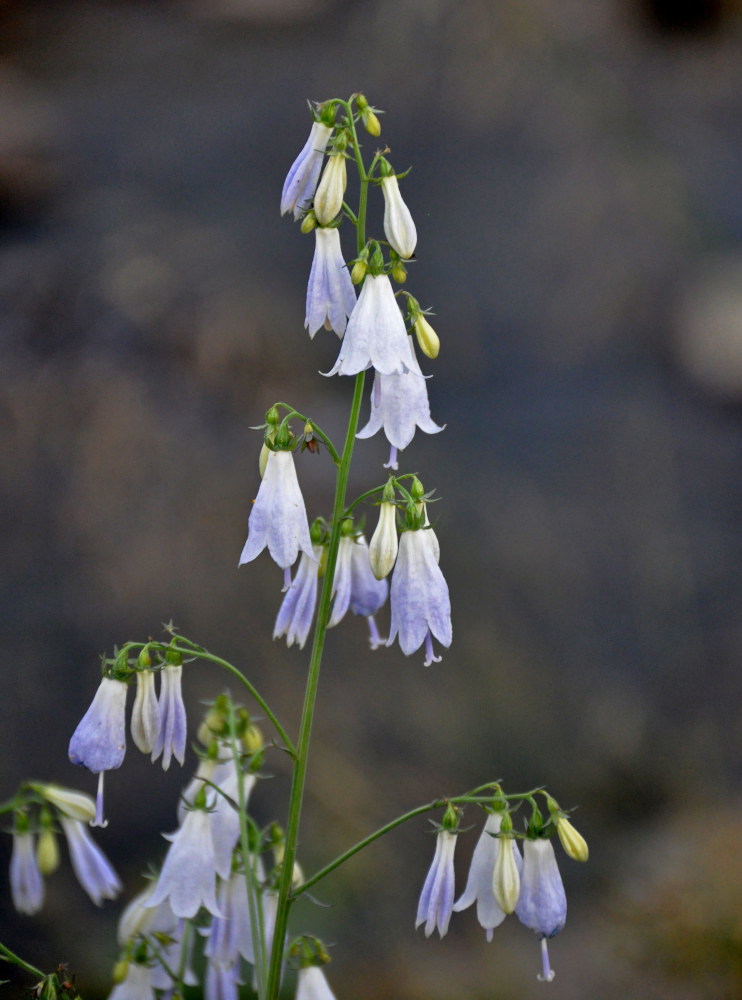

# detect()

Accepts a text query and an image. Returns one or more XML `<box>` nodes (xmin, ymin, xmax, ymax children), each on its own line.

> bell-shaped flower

<box><xmin>208</xmin><ymin>757</ymin><xmax>256</xmax><ymax>880</ymax></box>
<box><xmin>59</xmin><ymin>816</ymin><xmax>121</xmax><ymax>905</ymax></box>
<box><xmin>329</xmin><ymin>534</ymin><xmax>388</xmax><ymax>647</ymax></box>
<box><xmin>108</xmin><ymin>962</ymin><xmax>155</xmax><ymax>1000</ymax></box>
<box><xmin>205</xmin><ymin>960</ymin><xmax>242</xmax><ymax>1000</ymax></box>
<box><xmin>452</xmin><ymin>812</ymin><xmax>523</xmax><ymax>941</ymax></box>
<box><xmin>515</xmin><ymin>837</ymin><xmax>567</xmax><ymax>979</ymax></box>
<box><xmin>239</xmin><ymin>449</ymin><xmax>314</xmax><ymax>572</ymax></box>
<box><xmin>415</xmin><ymin>829</ymin><xmax>457</xmax><ymax>938</ymax></box>
<box><xmin>387</xmin><ymin>526</ymin><xmax>451</xmax><ymax>666</ymax></box>
<box><xmin>368</xmin><ymin>500</ymin><xmax>398</xmax><ymax>579</ymax></box>
<box><xmin>116</xmin><ymin>879</ymin><xmax>177</xmax><ymax>946</ymax></box>
<box><xmin>130</xmin><ymin>669</ymin><xmax>161</xmax><ymax>754</ymax></box>
<box><xmin>151</xmin><ymin>664</ymin><xmax>186</xmax><ymax>770</ymax></box>
<box><xmin>381</xmin><ymin>173</ymin><xmax>417</xmax><ymax>259</ymax></box>
<box><xmin>274</xmin><ymin>544</ymin><xmax>322</xmax><ymax>649</ymax></box>
<box><xmin>326</xmin><ymin>273</ymin><xmax>412</xmax><ymax>377</ymax></box>
<box><xmin>296</xmin><ymin>966</ymin><xmax>338</xmax><ymax>1000</ymax></box>
<box><xmin>356</xmin><ymin>336</ymin><xmax>443</xmax><ymax>465</ymax></box>
<box><xmin>281</xmin><ymin>121</ymin><xmax>334</xmax><ymax>220</ymax></box>
<box><xmin>313</xmin><ymin>153</ymin><xmax>347</xmax><ymax>226</ymax></box>
<box><xmin>148</xmin><ymin>803</ymin><xmax>222</xmax><ymax>919</ymax></box>
<box><xmin>10</xmin><ymin>828</ymin><xmax>44</xmax><ymax>915</ymax></box>
<box><xmin>305</xmin><ymin>227</ymin><xmax>356</xmax><ymax>338</ymax></box>
<box><xmin>69</xmin><ymin>677</ymin><xmax>128</xmax><ymax>773</ymax></box>
<box><xmin>203</xmin><ymin>867</ymin><xmax>261</xmax><ymax>969</ymax></box>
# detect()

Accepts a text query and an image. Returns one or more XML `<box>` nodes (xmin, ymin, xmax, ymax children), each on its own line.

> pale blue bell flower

<box><xmin>388</xmin><ymin>527</ymin><xmax>452</xmax><ymax>665</ymax></box>
<box><xmin>356</xmin><ymin>335</ymin><xmax>443</xmax><ymax>454</ymax></box>
<box><xmin>273</xmin><ymin>544</ymin><xmax>323</xmax><ymax>649</ymax></box>
<box><xmin>326</xmin><ymin>273</ymin><xmax>413</xmax><ymax>377</ymax></box>
<box><xmin>329</xmin><ymin>535</ymin><xmax>388</xmax><ymax>647</ymax></box>
<box><xmin>305</xmin><ymin>227</ymin><xmax>357</xmax><ymax>338</ymax></box>
<box><xmin>205</xmin><ymin>960</ymin><xmax>242</xmax><ymax>1000</ymax></box>
<box><xmin>415</xmin><ymin>829</ymin><xmax>457</xmax><ymax>938</ymax></box>
<box><xmin>150</xmin><ymin>918</ymin><xmax>199</xmax><ymax>992</ymax></box>
<box><xmin>10</xmin><ymin>830</ymin><xmax>44</xmax><ymax>915</ymax></box>
<box><xmin>515</xmin><ymin>837</ymin><xmax>567</xmax><ymax>982</ymax></box>
<box><xmin>151</xmin><ymin>664</ymin><xmax>187</xmax><ymax>771</ymax></box>
<box><xmin>148</xmin><ymin>806</ymin><xmax>222</xmax><ymax>919</ymax></box>
<box><xmin>69</xmin><ymin>677</ymin><xmax>128</xmax><ymax>773</ymax></box>
<box><xmin>59</xmin><ymin>816</ymin><xmax>121</xmax><ymax>905</ymax></box>
<box><xmin>280</xmin><ymin>121</ymin><xmax>334</xmax><ymax>220</ymax></box>
<box><xmin>239</xmin><ymin>450</ymin><xmax>314</xmax><ymax>572</ymax></box>
<box><xmin>295</xmin><ymin>966</ymin><xmax>338</xmax><ymax>1000</ymax></box>
<box><xmin>452</xmin><ymin>812</ymin><xmax>523</xmax><ymax>941</ymax></box>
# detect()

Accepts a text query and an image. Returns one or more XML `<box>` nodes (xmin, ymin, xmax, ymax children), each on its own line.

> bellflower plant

<box><xmin>0</xmin><ymin>94</ymin><xmax>590</xmax><ymax>1000</ymax></box>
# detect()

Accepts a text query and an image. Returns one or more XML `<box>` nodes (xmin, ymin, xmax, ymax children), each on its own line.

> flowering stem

<box><xmin>0</xmin><ymin>942</ymin><xmax>44</xmax><ymax>979</ymax></box>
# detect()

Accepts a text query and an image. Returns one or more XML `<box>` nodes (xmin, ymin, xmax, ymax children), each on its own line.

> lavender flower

<box><xmin>60</xmin><ymin>816</ymin><xmax>121</xmax><ymax>905</ymax></box>
<box><xmin>130</xmin><ymin>669</ymin><xmax>161</xmax><ymax>755</ymax></box>
<box><xmin>69</xmin><ymin>677</ymin><xmax>128</xmax><ymax>773</ymax></box>
<box><xmin>452</xmin><ymin>812</ymin><xmax>523</xmax><ymax>941</ymax></box>
<box><xmin>381</xmin><ymin>173</ymin><xmax>417</xmax><ymax>259</ymax></box>
<box><xmin>151</xmin><ymin>664</ymin><xmax>186</xmax><ymax>770</ymax></box>
<box><xmin>148</xmin><ymin>805</ymin><xmax>222</xmax><ymax>919</ymax></box>
<box><xmin>305</xmin><ymin>228</ymin><xmax>356</xmax><ymax>338</ymax></box>
<box><xmin>296</xmin><ymin>966</ymin><xmax>338</xmax><ymax>1000</ymax></box>
<box><xmin>515</xmin><ymin>838</ymin><xmax>567</xmax><ymax>981</ymax></box>
<box><xmin>356</xmin><ymin>336</ymin><xmax>443</xmax><ymax>463</ymax></box>
<box><xmin>387</xmin><ymin>526</ymin><xmax>452</xmax><ymax>665</ymax></box>
<box><xmin>10</xmin><ymin>829</ymin><xmax>44</xmax><ymax>915</ymax></box>
<box><xmin>328</xmin><ymin>534</ymin><xmax>388</xmax><ymax>648</ymax></box>
<box><xmin>326</xmin><ymin>273</ymin><xmax>412</xmax><ymax>377</ymax></box>
<box><xmin>274</xmin><ymin>544</ymin><xmax>323</xmax><ymax>648</ymax></box>
<box><xmin>415</xmin><ymin>829</ymin><xmax>457</xmax><ymax>938</ymax></box>
<box><xmin>205</xmin><ymin>961</ymin><xmax>242</xmax><ymax>1000</ymax></box>
<box><xmin>280</xmin><ymin>121</ymin><xmax>333</xmax><ymax>220</ymax></box>
<box><xmin>239</xmin><ymin>449</ymin><xmax>314</xmax><ymax>571</ymax></box>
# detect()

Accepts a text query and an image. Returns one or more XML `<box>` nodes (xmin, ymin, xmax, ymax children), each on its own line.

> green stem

<box><xmin>0</xmin><ymin>942</ymin><xmax>44</xmax><ymax>979</ymax></box>
<box><xmin>265</xmin><ymin>103</ymin><xmax>371</xmax><ymax>1000</ymax></box>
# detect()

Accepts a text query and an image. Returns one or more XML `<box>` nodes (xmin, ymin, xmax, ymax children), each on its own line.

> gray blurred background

<box><xmin>2</xmin><ymin>0</ymin><xmax>742</xmax><ymax>997</ymax></box>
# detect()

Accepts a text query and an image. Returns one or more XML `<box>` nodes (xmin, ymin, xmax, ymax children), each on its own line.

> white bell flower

<box><xmin>381</xmin><ymin>173</ymin><xmax>417</xmax><ymax>259</ymax></box>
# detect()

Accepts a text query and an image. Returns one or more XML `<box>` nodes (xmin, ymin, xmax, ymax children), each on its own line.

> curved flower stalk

<box><xmin>148</xmin><ymin>803</ymin><xmax>222</xmax><ymax>919</ymax></box>
<box><xmin>281</xmin><ymin>121</ymin><xmax>334</xmax><ymax>220</ymax></box>
<box><xmin>274</xmin><ymin>544</ymin><xmax>323</xmax><ymax>649</ymax></box>
<box><xmin>59</xmin><ymin>816</ymin><xmax>121</xmax><ymax>905</ymax></box>
<box><xmin>387</xmin><ymin>525</ymin><xmax>452</xmax><ymax>665</ymax></box>
<box><xmin>515</xmin><ymin>837</ymin><xmax>567</xmax><ymax>982</ymax></box>
<box><xmin>356</xmin><ymin>335</ymin><xmax>443</xmax><ymax>469</ymax></box>
<box><xmin>452</xmin><ymin>811</ymin><xmax>522</xmax><ymax>941</ymax></box>
<box><xmin>415</xmin><ymin>829</ymin><xmax>457</xmax><ymax>938</ymax></box>
<box><xmin>239</xmin><ymin>449</ymin><xmax>314</xmax><ymax>572</ymax></box>
<box><xmin>305</xmin><ymin>227</ymin><xmax>356</xmax><ymax>338</ymax></box>
<box><xmin>151</xmin><ymin>663</ymin><xmax>187</xmax><ymax>770</ymax></box>
<box><xmin>9</xmin><ymin>828</ymin><xmax>44</xmax><ymax>915</ymax></box>
<box><xmin>326</xmin><ymin>273</ymin><xmax>412</xmax><ymax>377</ymax></box>
<box><xmin>381</xmin><ymin>172</ymin><xmax>417</xmax><ymax>259</ymax></box>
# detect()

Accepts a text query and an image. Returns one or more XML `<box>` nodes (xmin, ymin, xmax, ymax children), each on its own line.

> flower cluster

<box><xmin>8</xmin><ymin>783</ymin><xmax>120</xmax><ymax>915</ymax></box>
<box><xmin>416</xmin><ymin>796</ymin><xmax>588</xmax><ymax>982</ymax></box>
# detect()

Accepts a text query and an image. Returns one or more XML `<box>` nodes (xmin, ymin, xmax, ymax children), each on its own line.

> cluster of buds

<box><xmin>416</xmin><ymin>793</ymin><xmax>588</xmax><ymax>982</ymax></box>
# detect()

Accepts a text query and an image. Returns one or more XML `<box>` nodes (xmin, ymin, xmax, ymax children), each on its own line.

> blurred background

<box><xmin>2</xmin><ymin>0</ymin><xmax>742</xmax><ymax>997</ymax></box>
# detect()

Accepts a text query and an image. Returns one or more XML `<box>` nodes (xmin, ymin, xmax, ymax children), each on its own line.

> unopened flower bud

<box><xmin>314</xmin><ymin>153</ymin><xmax>347</xmax><ymax>225</ymax></box>
<box><xmin>364</xmin><ymin>110</ymin><xmax>381</xmax><ymax>136</ymax></box>
<box><xmin>351</xmin><ymin>258</ymin><xmax>368</xmax><ymax>284</ymax></box>
<box><xmin>300</xmin><ymin>211</ymin><xmax>317</xmax><ymax>234</ymax></box>
<box><xmin>36</xmin><ymin>826</ymin><xmax>60</xmax><ymax>876</ymax></box>
<box><xmin>38</xmin><ymin>784</ymin><xmax>96</xmax><ymax>823</ymax></box>
<box><xmin>242</xmin><ymin>722</ymin><xmax>264</xmax><ymax>755</ymax></box>
<box><xmin>492</xmin><ymin>814</ymin><xmax>521</xmax><ymax>914</ymax></box>
<box><xmin>391</xmin><ymin>259</ymin><xmax>407</xmax><ymax>283</ymax></box>
<box><xmin>381</xmin><ymin>172</ymin><xmax>417</xmax><ymax>259</ymax></box>
<box><xmin>414</xmin><ymin>313</ymin><xmax>440</xmax><ymax>359</ymax></box>
<box><xmin>112</xmin><ymin>961</ymin><xmax>129</xmax><ymax>985</ymax></box>
<box><xmin>369</xmin><ymin>501</ymin><xmax>398</xmax><ymax>579</ymax></box>
<box><xmin>555</xmin><ymin>815</ymin><xmax>589</xmax><ymax>862</ymax></box>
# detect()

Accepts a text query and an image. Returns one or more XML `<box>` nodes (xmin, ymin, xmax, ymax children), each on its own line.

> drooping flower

<box><xmin>328</xmin><ymin>533</ymin><xmax>388</xmax><ymax>648</ymax></box>
<box><xmin>305</xmin><ymin>228</ymin><xmax>356</xmax><ymax>338</ymax></box>
<box><xmin>281</xmin><ymin>121</ymin><xmax>334</xmax><ymax>220</ymax></box>
<box><xmin>515</xmin><ymin>837</ymin><xmax>567</xmax><ymax>981</ymax></box>
<box><xmin>387</xmin><ymin>526</ymin><xmax>451</xmax><ymax>666</ymax></box>
<box><xmin>368</xmin><ymin>499</ymin><xmax>398</xmax><ymax>580</ymax></box>
<box><xmin>356</xmin><ymin>335</ymin><xmax>443</xmax><ymax>466</ymax></box>
<box><xmin>325</xmin><ymin>273</ymin><xmax>412</xmax><ymax>378</ymax></box>
<box><xmin>274</xmin><ymin>544</ymin><xmax>323</xmax><ymax>649</ymax></box>
<box><xmin>59</xmin><ymin>817</ymin><xmax>121</xmax><ymax>905</ymax></box>
<box><xmin>10</xmin><ymin>827</ymin><xmax>44</xmax><ymax>915</ymax></box>
<box><xmin>295</xmin><ymin>966</ymin><xmax>338</xmax><ymax>1000</ymax></box>
<box><xmin>69</xmin><ymin>677</ymin><xmax>128</xmax><ymax>773</ymax></box>
<box><xmin>148</xmin><ymin>804</ymin><xmax>222</xmax><ymax>919</ymax></box>
<box><xmin>151</xmin><ymin>664</ymin><xmax>187</xmax><ymax>771</ymax></box>
<box><xmin>415</xmin><ymin>829</ymin><xmax>457</xmax><ymax>938</ymax></box>
<box><xmin>108</xmin><ymin>962</ymin><xmax>156</xmax><ymax>1000</ymax></box>
<box><xmin>239</xmin><ymin>449</ymin><xmax>314</xmax><ymax>571</ymax></box>
<box><xmin>313</xmin><ymin>153</ymin><xmax>347</xmax><ymax>226</ymax></box>
<box><xmin>452</xmin><ymin>812</ymin><xmax>523</xmax><ymax>941</ymax></box>
<box><xmin>381</xmin><ymin>172</ymin><xmax>417</xmax><ymax>259</ymax></box>
<box><xmin>38</xmin><ymin>784</ymin><xmax>96</xmax><ymax>823</ymax></box>
<box><xmin>130</xmin><ymin>669</ymin><xmax>161</xmax><ymax>755</ymax></box>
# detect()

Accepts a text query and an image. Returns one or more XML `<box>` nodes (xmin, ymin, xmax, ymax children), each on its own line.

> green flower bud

<box><xmin>351</xmin><ymin>257</ymin><xmax>368</xmax><ymax>285</ymax></box>
<box><xmin>391</xmin><ymin>259</ymin><xmax>407</xmax><ymax>283</ymax></box>
<box><xmin>300</xmin><ymin>211</ymin><xmax>317</xmax><ymax>234</ymax></box>
<box><xmin>112</xmin><ymin>961</ymin><xmax>129</xmax><ymax>985</ymax></box>
<box><xmin>259</xmin><ymin>442</ymin><xmax>271</xmax><ymax>478</ymax></box>
<box><xmin>36</xmin><ymin>826</ymin><xmax>60</xmax><ymax>876</ymax></box>
<box><xmin>39</xmin><ymin>784</ymin><xmax>96</xmax><ymax>823</ymax></box>
<box><xmin>492</xmin><ymin>814</ymin><xmax>520</xmax><ymax>914</ymax></box>
<box><xmin>555</xmin><ymin>815</ymin><xmax>589</xmax><ymax>862</ymax></box>
<box><xmin>314</xmin><ymin>153</ymin><xmax>347</xmax><ymax>226</ymax></box>
<box><xmin>364</xmin><ymin>110</ymin><xmax>381</xmax><ymax>136</ymax></box>
<box><xmin>414</xmin><ymin>313</ymin><xmax>440</xmax><ymax>359</ymax></box>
